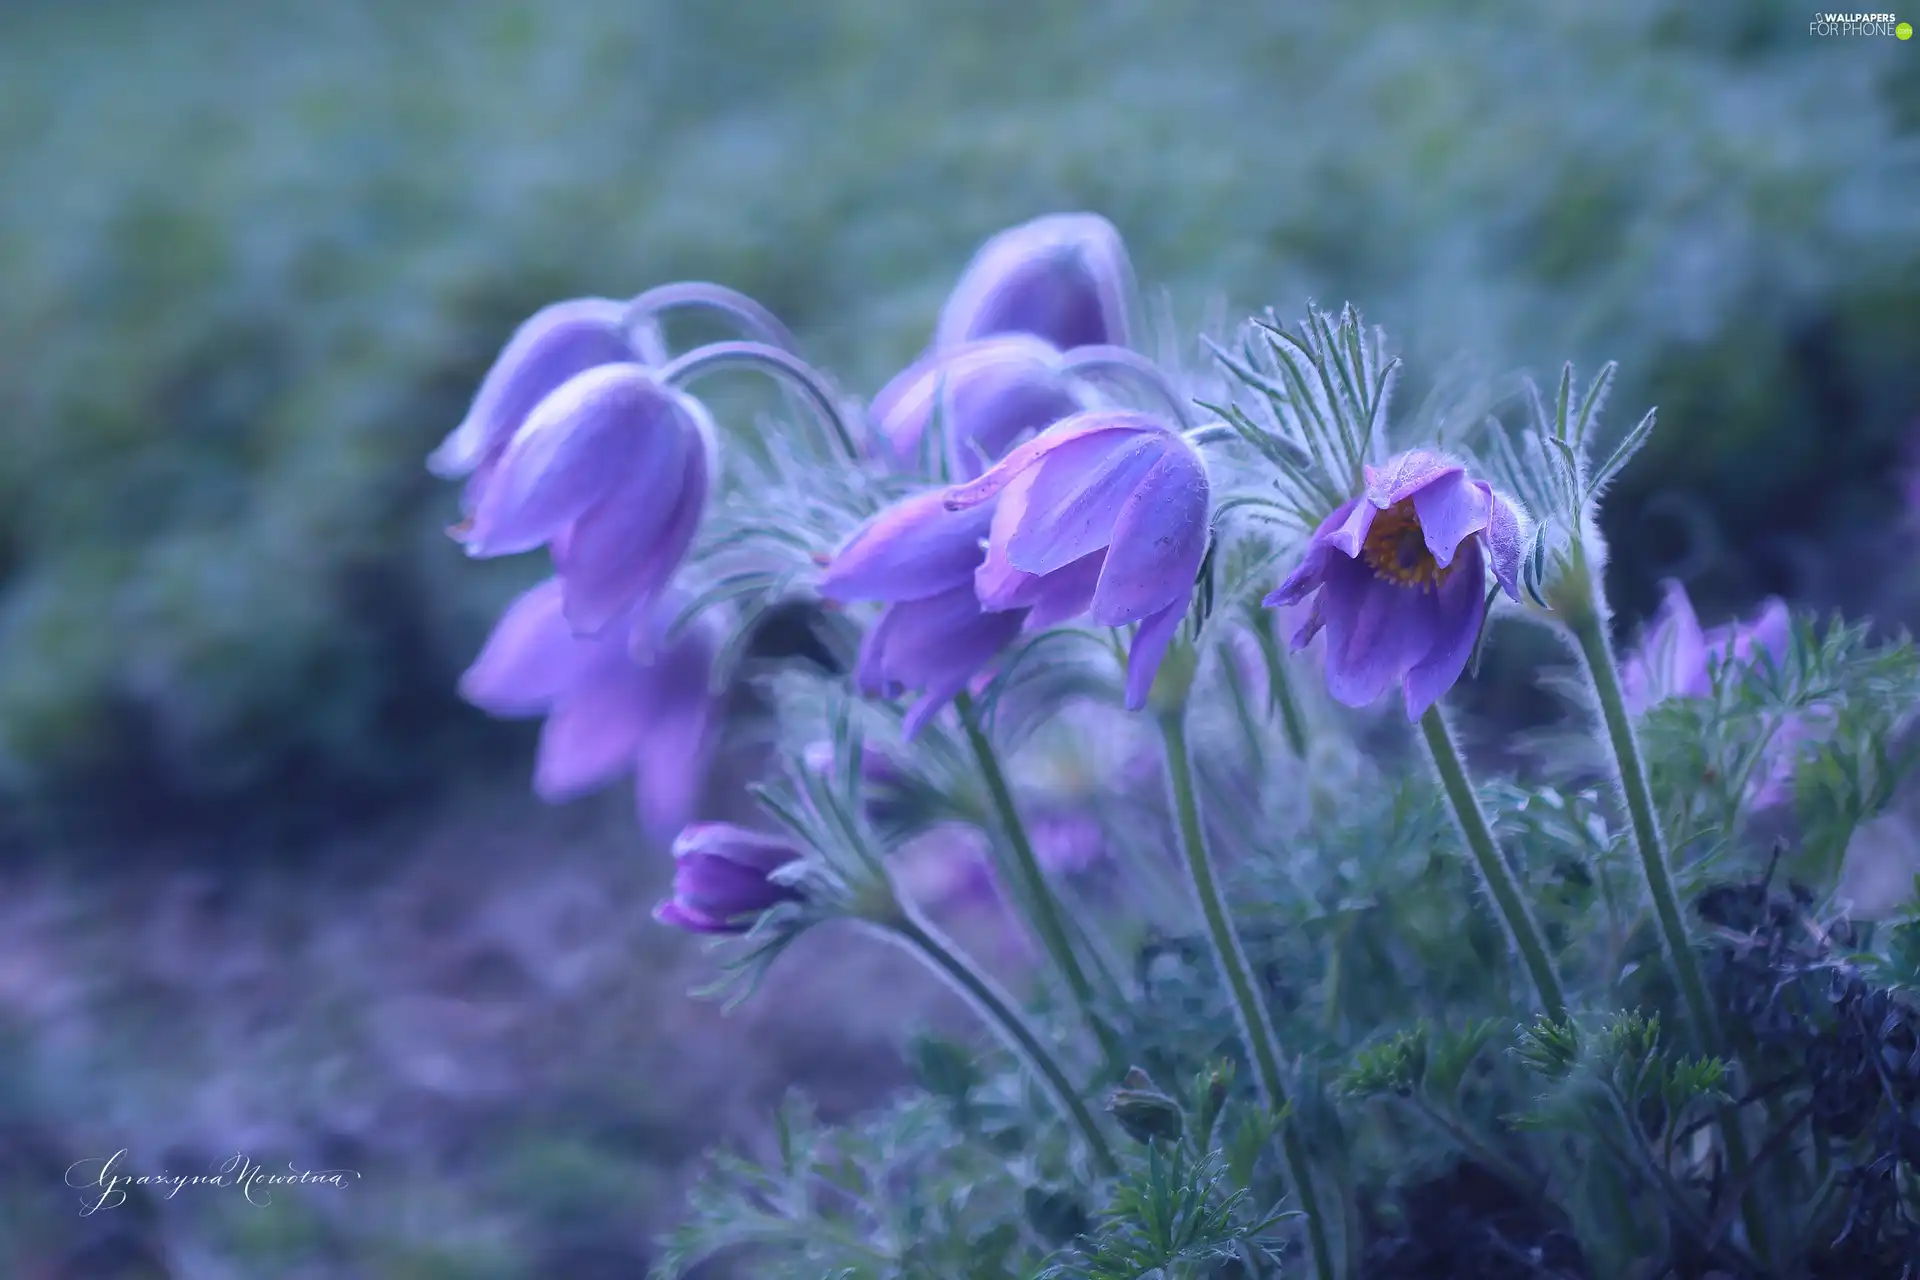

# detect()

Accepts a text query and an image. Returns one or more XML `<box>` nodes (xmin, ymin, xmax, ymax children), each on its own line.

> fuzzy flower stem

<box><xmin>882</xmin><ymin>909</ymin><xmax>1118</xmax><ymax>1176</ymax></box>
<box><xmin>624</xmin><ymin>281</ymin><xmax>799</xmax><ymax>360</ymax></box>
<box><xmin>660</xmin><ymin>340</ymin><xmax>860</xmax><ymax>461</ymax></box>
<box><xmin>1249</xmin><ymin>603</ymin><xmax>1310</xmax><ymax>759</ymax></box>
<box><xmin>1157</xmin><ymin>706</ymin><xmax>1337</xmax><ymax>1280</ymax></box>
<box><xmin>1556</xmin><ymin>554</ymin><xmax>1770</xmax><ymax>1261</ymax></box>
<box><xmin>1058</xmin><ymin>345</ymin><xmax>1196</xmax><ymax>427</ymax></box>
<box><xmin>954</xmin><ymin>692</ymin><xmax>1125</xmax><ymax>1070</ymax></box>
<box><xmin>1417</xmin><ymin>706</ymin><xmax>1569</xmax><ymax>1020</ymax></box>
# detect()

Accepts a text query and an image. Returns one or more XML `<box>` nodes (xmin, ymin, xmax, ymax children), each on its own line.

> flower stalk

<box><xmin>1417</xmin><ymin>705</ymin><xmax>1569</xmax><ymax>1020</ymax></box>
<box><xmin>955</xmin><ymin>692</ymin><xmax>1126</xmax><ymax>1071</ymax></box>
<box><xmin>1157</xmin><ymin>704</ymin><xmax>1337</xmax><ymax>1280</ymax></box>
<box><xmin>881</xmin><ymin>907</ymin><xmax>1119</xmax><ymax>1177</ymax></box>
<box><xmin>1554</xmin><ymin>548</ymin><xmax>1770</xmax><ymax>1261</ymax></box>
<box><xmin>660</xmin><ymin>340</ymin><xmax>860</xmax><ymax>461</ymax></box>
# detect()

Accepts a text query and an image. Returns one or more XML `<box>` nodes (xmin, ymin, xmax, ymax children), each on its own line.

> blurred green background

<box><xmin>0</xmin><ymin>0</ymin><xmax>1915</xmax><ymax>1273</ymax></box>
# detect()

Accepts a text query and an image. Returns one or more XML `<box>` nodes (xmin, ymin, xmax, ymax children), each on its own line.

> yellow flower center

<box><xmin>1361</xmin><ymin>500</ymin><xmax>1454</xmax><ymax>590</ymax></box>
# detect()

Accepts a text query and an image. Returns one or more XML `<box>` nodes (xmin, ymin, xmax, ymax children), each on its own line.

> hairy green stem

<box><xmin>1559</xmin><ymin>563</ymin><xmax>1770</xmax><ymax>1262</ymax></box>
<box><xmin>1418</xmin><ymin>706</ymin><xmax>1569</xmax><ymax>1020</ymax></box>
<box><xmin>1250</xmin><ymin>603</ymin><xmax>1310</xmax><ymax>760</ymax></box>
<box><xmin>885</xmin><ymin>910</ymin><xmax>1118</xmax><ymax>1176</ymax></box>
<box><xmin>660</xmin><ymin>340</ymin><xmax>860</xmax><ymax>461</ymax></box>
<box><xmin>1158</xmin><ymin>708</ymin><xmax>1337</xmax><ymax>1280</ymax></box>
<box><xmin>955</xmin><ymin>693</ymin><xmax>1125</xmax><ymax>1071</ymax></box>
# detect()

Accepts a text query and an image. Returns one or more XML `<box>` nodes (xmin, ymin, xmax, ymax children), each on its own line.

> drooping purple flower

<box><xmin>459</xmin><ymin>578</ymin><xmax>718</xmax><ymax>837</ymax></box>
<box><xmin>1264</xmin><ymin>449</ymin><xmax>1525</xmax><ymax>720</ymax></box>
<box><xmin>944</xmin><ymin>411</ymin><xmax>1212</xmax><ymax>710</ymax></box>
<box><xmin>1621</xmin><ymin>580</ymin><xmax>1806</xmax><ymax>807</ymax></box>
<box><xmin>936</xmin><ymin>213</ymin><xmax>1134</xmax><ymax>352</ymax></box>
<box><xmin>870</xmin><ymin>334</ymin><xmax>1084</xmax><ymax>479</ymax></box>
<box><xmin>456</xmin><ymin>364</ymin><xmax>713</xmax><ymax>639</ymax></box>
<box><xmin>429</xmin><ymin>299</ymin><xmax>637</xmax><ymax>515</ymax></box>
<box><xmin>653</xmin><ymin>823</ymin><xmax>805</xmax><ymax>935</ymax></box>
<box><xmin>818</xmin><ymin>490</ymin><xmax>1026</xmax><ymax>738</ymax></box>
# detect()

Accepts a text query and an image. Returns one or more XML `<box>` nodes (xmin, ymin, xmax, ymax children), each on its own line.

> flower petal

<box><xmin>1123</xmin><ymin>600</ymin><xmax>1188</xmax><ymax>710</ymax></box>
<box><xmin>869</xmin><ymin>586</ymin><xmax>1023</xmax><ymax>690</ymax></box>
<box><xmin>458</xmin><ymin>578</ymin><xmax>592</xmax><ymax>716</ymax></box>
<box><xmin>1479</xmin><ymin>483</ymin><xmax>1526</xmax><ymax>601</ymax></box>
<box><xmin>671</xmin><ymin>822</ymin><xmax>801</xmax><ymax>874</ymax></box>
<box><xmin>1265</xmin><ymin>498</ymin><xmax>1366</xmax><ymax>608</ymax></box>
<box><xmin>1316</xmin><ymin>555</ymin><xmax>1440</xmax><ymax>709</ymax></box>
<box><xmin>429</xmin><ymin>298</ymin><xmax>635</xmax><ymax>480</ymax></box>
<box><xmin>633</xmin><ymin>633</ymin><xmax>717</xmax><ymax>840</ymax></box>
<box><xmin>1401</xmin><ymin>539</ymin><xmax>1489</xmax><ymax>718</ymax></box>
<box><xmin>1642</xmin><ymin>579</ymin><xmax>1710</xmax><ymax>706</ymax></box>
<box><xmin>652</xmin><ymin>899</ymin><xmax>741</xmax><ymax>935</ymax></box>
<box><xmin>942</xmin><ymin>410</ymin><xmax>1159</xmax><ymax>512</ymax></box>
<box><xmin>552</xmin><ymin>407</ymin><xmax>705</xmax><ymax>636</ymax></box>
<box><xmin>1363</xmin><ymin>450</ymin><xmax>1465</xmax><ymax>509</ymax></box>
<box><xmin>975</xmin><ymin>467</ymin><xmax>1045</xmax><ymax>610</ymax></box>
<box><xmin>1004</xmin><ymin>431</ymin><xmax>1165</xmax><ymax>576</ymax></box>
<box><xmin>935</xmin><ymin>213</ymin><xmax>1134</xmax><ymax>351</ymax></box>
<box><xmin>1022</xmin><ymin>551</ymin><xmax>1106</xmax><ymax>630</ymax></box>
<box><xmin>531</xmin><ymin>664</ymin><xmax>652</xmax><ymax>801</ymax></box>
<box><xmin>822</xmin><ymin>489</ymin><xmax>994</xmax><ymax>603</ymax></box>
<box><xmin>871</xmin><ymin>336</ymin><xmax>1082</xmax><ymax>478</ymax></box>
<box><xmin>1409</xmin><ymin>469</ymin><xmax>1492</xmax><ymax>569</ymax></box>
<box><xmin>1315</xmin><ymin>495</ymin><xmax>1383</xmax><ymax>562</ymax></box>
<box><xmin>1090</xmin><ymin>442</ymin><xmax>1210</xmax><ymax>626</ymax></box>
<box><xmin>464</xmin><ymin>364</ymin><xmax>671</xmax><ymax>557</ymax></box>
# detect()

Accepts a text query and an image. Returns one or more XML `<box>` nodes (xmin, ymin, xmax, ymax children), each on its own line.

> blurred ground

<box><xmin>0</xmin><ymin>783</ymin><xmax>996</xmax><ymax>1277</ymax></box>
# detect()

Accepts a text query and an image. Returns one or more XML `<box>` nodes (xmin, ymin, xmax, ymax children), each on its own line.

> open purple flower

<box><xmin>428</xmin><ymin>298</ymin><xmax>637</xmax><ymax>515</ymax></box>
<box><xmin>1265</xmin><ymin>449</ymin><xmax>1525</xmax><ymax>720</ymax></box>
<box><xmin>459</xmin><ymin>578</ymin><xmax>718</xmax><ymax>837</ymax></box>
<box><xmin>870</xmin><ymin>334</ymin><xmax>1084</xmax><ymax>479</ymax></box>
<box><xmin>654</xmin><ymin>824</ymin><xmax>805</xmax><ymax>935</ymax></box>
<box><xmin>944</xmin><ymin>411</ymin><xmax>1211</xmax><ymax>710</ymax></box>
<box><xmin>456</xmin><ymin>364</ymin><xmax>713</xmax><ymax>639</ymax></box>
<box><xmin>818</xmin><ymin>490</ymin><xmax>1026</xmax><ymax>738</ymax></box>
<box><xmin>936</xmin><ymin>213</ymin><xmax>1134</xmax><ymax>352</ymax></box>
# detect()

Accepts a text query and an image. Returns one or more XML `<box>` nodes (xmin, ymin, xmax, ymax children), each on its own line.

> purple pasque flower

<box><xmin>870</xmin><ymin>333</ymin><xmax>1084</xmax><ymax>479</ymax></box>
<box><xmin>429</xmin><ymin>298</ymin><xmax>638</xmax><ymax>515</ymax></box>
<box><xmin>818</xmin><ymin>490</ymin><xmax>1026</xmax><ymax>738</ymax></box>
<box><xmin>1620</xmin><ymin>580</ymin><xmax>1791</xmax><ymax>711</ymax></box>
<box><xmin>943</xmin><ymin>410</ymin><xmax>1211</xmax><ymax>711</ymax></box>
<box><xmin>1265</xmin><ymin>449</ymin><xmax>1525</xmax><ymax>720</ymax></box>
<box><xmin>456</xmin><ymin>363</ymin><xmax>714</xmax><ymax>639</ymax></box>
<box><xmin>1621</xmin><ymin>580</ymin><xmax>1805</xmax><ymax>807</ymax></box>
<box><xmin>936</xmin><ymin>213</ymin><xmax>1134</xmax><ymax>352</ymax></box>
<box><xmin>654</xmin><ymin>823</ymin><xmax>805</xmax><ymax>935</ymax></box>
<box><xmin>459</xmin><ymin>578</ymin><xmax>718</xmax><ymax>838</ymax></box>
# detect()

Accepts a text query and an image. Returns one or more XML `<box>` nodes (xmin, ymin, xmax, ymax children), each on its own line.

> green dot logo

<box><xmin>1900</xmin><ymin>20</ymin><xmax>1914</xmax><ymax>37</ymax></box>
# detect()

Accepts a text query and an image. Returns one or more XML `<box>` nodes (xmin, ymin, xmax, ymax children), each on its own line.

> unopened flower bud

<box><xmin>1108</xmin><ymin>1067</ymin><xmax>1185</xmax><ymax>1145</ymax></box>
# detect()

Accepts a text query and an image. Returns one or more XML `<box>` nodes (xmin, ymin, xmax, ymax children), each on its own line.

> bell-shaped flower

<box><xmin>819</xmin><ymin>490</ymin><xmax>1026</xmax><ymax>738</ymax></box>
<box><xmin>944</xmin><ymin>411</ymin><xmax>1211</xmax><ymax>711</ymax></box>
<box><xmin>653</xmin><ymin>824</ymin><xmax>805</xmax><ymax>935</ymax></box>
<box><xmin>1621</xmin><ymin>581</ymin><xmax>1807</xmax><ymax>808</ymax></box>
<box><xmin>458</xmin><ymin>578</ymin><xmax>718</xmax><ymax>837</ymax></box>
<box><xmin>1265</xmin><ymin>449</ymin><xmax>1526</xmax><ymax>720</ymax></box>
<box><xmin>457</xmin><ymin>364</ymin><xmax>713</xmax><ymax>638</ymax></box>
<box><xmin>870</xmin><ymin>334</ymin><xmax>1084</xmax><ymax>479</ymax></box>
<box><xmin>936</xmin><ymin>213</ymin><xmax>1134</xmax><ymax>352</ymax></box>
<box><xmin>428</xmin><ymin>298</ymin><xmax>637</xmax><ymax>514</ymax></box>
